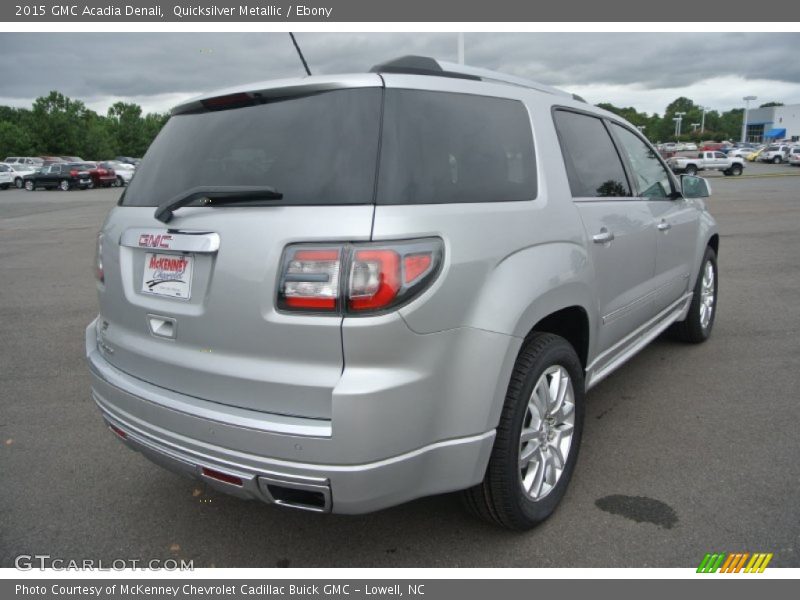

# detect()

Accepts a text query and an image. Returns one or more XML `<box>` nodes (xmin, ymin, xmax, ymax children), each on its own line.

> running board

<box><xmin>586</xmin><ymin>293</ymin><xmax>692</xmax><ymax>390</ymax></box>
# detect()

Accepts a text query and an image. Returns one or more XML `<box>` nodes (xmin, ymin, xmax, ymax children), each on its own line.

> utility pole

<box><xmin>457</xmin><ymin>33</ymin><xmax>465</xmax><ymax>64</ymax></box>
<box><xmin>741</xmin><ymin>96</ymin><xmax>757</xmax><ymax>143</ymax></box>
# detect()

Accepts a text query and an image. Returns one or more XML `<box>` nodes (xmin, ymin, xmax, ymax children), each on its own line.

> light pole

<box><xmin>691</xmin><ymin>123</ymin><xmax>700</xmax><ymax>133</ymax></box>
<box><xmin>674</xmin><ymin>112</ymin><xmax>686</xmax><ymax>137</ymax></box>
<box><xmin>741</xmin><ymin>96</ymin><xmax>756</xmax><ymax>143</ymax></box>
<box><xmin>700</xmin><ymin>106</ymin><xmax>709</xmax><ymax>134</ymax></box>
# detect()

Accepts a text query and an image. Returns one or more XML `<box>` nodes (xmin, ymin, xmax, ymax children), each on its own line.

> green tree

<box><xmin>0</xmin><ymin>121</ymin><xmax>35</xmax><ymax>158</ymax></box>
<box><xmin>30</xmin><ymin>91</ymin><xmax>88</xmax><ymax>155</ymax></box>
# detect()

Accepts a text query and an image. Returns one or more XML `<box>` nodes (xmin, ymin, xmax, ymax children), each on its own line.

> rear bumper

<box><xmin>86</xmin><ymin>318</ymin><xmax>503</xmax><ymax>514</ymax></box>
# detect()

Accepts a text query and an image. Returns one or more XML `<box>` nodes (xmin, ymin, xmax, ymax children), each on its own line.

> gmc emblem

<box><xmin>138</xmin><ymin>233</ymin><xmax>173</xmax><ymax>249</ymax></box>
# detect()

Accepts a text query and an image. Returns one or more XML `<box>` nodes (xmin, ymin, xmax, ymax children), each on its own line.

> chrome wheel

<box><xmin>699</xmin><ymin>260</ymin><xmax>715</xmax><ymax>330</ymax></box>
<box><xmin>519</xmin><ymin>365</ymin><xmax>575</xmax><ymax>501</ymax></box>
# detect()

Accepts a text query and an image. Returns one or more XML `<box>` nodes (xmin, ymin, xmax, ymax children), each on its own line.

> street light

<box><xmin>691</xmin><ymin>123</ymin><xmax>700</xmax><ymax>132</ymax></box>
<box><xmin>700</xmin><ymin>106</ymin><xmax>710</xmax><ymax>134</ymax></box>
<box><xmin>674</xmin><ymin>112</ymin><xmax>686</xmax><ymax>137</ymax></box>
<box><xmin>741</xmin><ymin>96</ymin><xmax>757</xmax><ymax>143</ymax></box>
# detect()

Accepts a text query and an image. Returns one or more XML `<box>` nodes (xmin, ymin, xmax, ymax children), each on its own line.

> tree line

<box><xmin>597</xmin><ymin>97</ymin><xmax>783</xmax><ymax>143</ymax></box>
<box><xmin>0</xmin><ymin>90</ymin><xmax>785</xmax><ymax>161</ymax></box>
<box><xmin>0</xmin><ymin>91</ymin><xmax>169</xmax><ymax>160</ymax></box>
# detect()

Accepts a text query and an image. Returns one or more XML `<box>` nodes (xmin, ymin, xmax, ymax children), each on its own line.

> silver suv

<box><xmin>86</xmin><ymin>56</ymin><xmax>719</xmax><ymax>529</ymax></box>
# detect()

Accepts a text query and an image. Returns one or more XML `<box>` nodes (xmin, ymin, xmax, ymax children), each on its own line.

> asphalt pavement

<box><xmin>1</xmin><ymin>176</ymin><xmax>798</xmax><ymax>568</ymax></box>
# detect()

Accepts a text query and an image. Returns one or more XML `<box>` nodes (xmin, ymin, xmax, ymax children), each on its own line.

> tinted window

<box><xmin>377</xmin><ymin>90</ymin><xmax>536</xmax><ymax>204</ymax></box>
<box><xmin>611</xmin><ymin>124</ymin><xmax>673</xmax><ymax>199</ymax></box>
<box><xmin>553</xmin><ymin>110</ymin><xmax>631</xmax><ymax>198</ymax></box>
<box><xmin>121</xmin><ymin>89</ymin><xmax>382</xmax><ymax>207</ymax></box>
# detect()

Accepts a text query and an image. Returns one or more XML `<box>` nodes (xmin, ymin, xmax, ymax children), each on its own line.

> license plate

<box><xmin>142</xmin><ymin>253</ymin><xmax>193</xmax><ymax>299</ymax></box>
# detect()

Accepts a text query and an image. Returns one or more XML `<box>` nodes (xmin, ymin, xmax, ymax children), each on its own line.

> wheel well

<box><xmin>708</xmin><ymin>234</ymin><xmax>719</xmax><ymax>257</ymax></box>
<box><xmin>530</xmin><ymin>306</ymin><xmax>589</xmax><ymax>368</ymax></box>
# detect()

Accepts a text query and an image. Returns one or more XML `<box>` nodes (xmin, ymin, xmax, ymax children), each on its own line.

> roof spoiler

<box><xmin>370</xmin><ymin>55</ymin><xmax>582</xmax><ymax>101</ymax></box>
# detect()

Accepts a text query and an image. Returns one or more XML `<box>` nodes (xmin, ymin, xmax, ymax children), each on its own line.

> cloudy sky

<box><xmin>1</xmin><ymin>32</ymin><xmax>798</xmax><ymax>115</ymax></box>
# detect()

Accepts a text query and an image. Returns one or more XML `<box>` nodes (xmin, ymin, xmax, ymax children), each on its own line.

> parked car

<box><xmin>4</xmin><ymin>156</ymin><xmax>43</xmax><ymax>166</ymax></box>
<box><xmin>115</xmin><ymin>155</ymin><xmax>140</xmax><ymax>166</ymax></box>
<box><xmin>667</xmin><ymin>151</ymin><xmax>745</xmax><ymax>176</ymax></box>
<box><xmin>23</xmin><ymin>162</ymin><xmax>92</xmax><ymax>191</ymax></box>
<box><xmin>86</xmin><ymin>56</ymin><xmax>719</xmax><ymax>530</ymax></box>
<box><xmin>59</xmin><ymin>156</ymin><xmax>84</xmax><ymax>163</ymax></box>
<box><xmin>100</xmin><ymin>161</ymin><xmax>135</xmax><ymax>186</ymax></box>
<box><xmin>746</xmin><ymin>146</ymin><xmax>766</xmax><ymax>162</ymax></box>
<box><xmin>788</xmin><ymin>147</ymin><xmax>800</xmax><ymax>166</ymax></box>
<box><xmin>3</xmin><ymin>163</ymin><xmax>36</xmax><ymax>188</ymax></box>
<box><xmin>0</xmin><ymin>163</ymin><xmax>12</xmax><ymax>189</ymax></box>
<box><xmin>684</xmin><ymin>143</ymin><xmax>698</xmax><ymax>151</ymax></box>
<box><xmin>728</xmin><ymin>147</ymin><xmax>755</xmax><ymax>159</ymax></box>
<box><xmin>759</xmin><ymin>144</ymin><xmax>792</xmax><ymax>163</ymax></box>
<box><xmin>80</xmin><ymin>162</ymin><xmax>117</xmax><ymax>188</ymax></box>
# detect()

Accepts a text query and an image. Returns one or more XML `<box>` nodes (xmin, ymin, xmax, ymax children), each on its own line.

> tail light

<box><xmin>278</xmin><ymin>239</ymin><xmax>443</xmax><ymax>315</ymax></box>
<box><xmin>95</xmin><ymin>233</ymin><xmax>104</xmax><ymax>283</ymax></box>
<box><xmin>70</xmin><ymin>170</ymin><xmax>78</xmax><ymax>176</ymax></box>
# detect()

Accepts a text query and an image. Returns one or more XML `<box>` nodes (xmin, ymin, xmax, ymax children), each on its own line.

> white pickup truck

<box><xmin>667</xmin><ymin>151</ymin><xmax>745</xmax><ymax>176</ymax></box>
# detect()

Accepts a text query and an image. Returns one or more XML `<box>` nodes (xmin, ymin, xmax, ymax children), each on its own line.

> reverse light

<box><xmin>278</xmin><ymin>239</ymin><xmax>443</xmax><ymax>315</ymax></box>
<box><xmin>278</xmin><ymin>247</ymin><xmax>342</xmax><ymax>312</ymax></box>
<box><xmin>95</xmin><ymin>233</ymin><xmax>104</xmax><ymax>283</ymax></box>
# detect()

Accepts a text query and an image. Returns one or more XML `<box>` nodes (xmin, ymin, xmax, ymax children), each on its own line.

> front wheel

<box><xmin>461</xmin><ymin>332</ymin><xmax>585</xmax><ymax>530</ymax></box>
<box><xmin>730</xmin><ymin>164</ymin><xmax>743</xmax><ymax>176</ymax></box>
<box><xmin>24</xmin><ymin>180</ymin><xmax>35</xmax><ymax>191</ymax></box>
<box><xmin>772</xmin><ymin>156</ymin><xmax>782</xmax><ymax>164</ymax></box>
<box><xmin>672</xmin><ymin>246</ymin><xmax>718</xmax><ymax>343</ymax></box>
<box><xmin>59</xmin><ymin>179</ymin><xmax>70</xmax><ymax>191</ymax></box>
<box><xmin>685</xmin><ymin>165</ymin><xmax>698</xmax><ymax>176</ymax></box>
<box><xmin>113</xmin><ymin>176</ymin><xmax>124</xmax><ymax>187</ymax></box>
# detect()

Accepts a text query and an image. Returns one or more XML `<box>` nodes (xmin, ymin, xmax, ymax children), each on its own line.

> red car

<box><xmin>81</xmin><ymin>162</ymin><xmax>117</xmax><ymax>188</ymax></box>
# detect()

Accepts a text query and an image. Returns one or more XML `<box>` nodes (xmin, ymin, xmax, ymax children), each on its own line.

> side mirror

<box><xmin>680</xmin><ymin>174</ymin><xmax>712</xmax><ymax>199</ymax></box>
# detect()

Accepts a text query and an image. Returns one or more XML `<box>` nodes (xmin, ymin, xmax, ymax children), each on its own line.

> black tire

<box><xmin>685</xmin><ymin>165</ymin><xmax>698</xmax><ymax>176</ymax></box>
<box><xmin>461</xmin><ymin>332</ymin><xmax>585</xmax><ymax>530</ymax></box>
<box><xmin>24</xmin><ymin>180</ymin><xmax>34</xmax><ymax>191</ymax></box>
<box><xmin>114</xmin><ymin>176</ymin><xmax>124</xmax><ymax>187</ymax></box>
<box><xmin>722</xmin><ymin>169</ymin><xmax>731</xmax><ymax>176</ymax></box>
<box><xmin>59</xmin><ymin>179</ymin><xmax>70</xmax><ymax>191</ymax></box>
<box><xmin>730</xmin><ymin>164</ymin><xmax>743</xmax><ymax>176</ymax></box>
<box><xmin>772</xmin><ymin>156</ymin><xmax>781</xmax><ymax>164</ymax></box>
<box><xmin>671</xmin><ymin>246</ymin><xmax>718</xmax><ymax>344</ymax></box>
<box><xmin>14</xmin><ymin>177</ymin><xmax>23</xmax><ymax>189</ymax></box>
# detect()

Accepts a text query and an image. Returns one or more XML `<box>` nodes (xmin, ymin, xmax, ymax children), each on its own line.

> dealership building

<box><xmin>745</xmin><ymin>103</ymin><xmax>800</xmax><ymax>143</ymax></box>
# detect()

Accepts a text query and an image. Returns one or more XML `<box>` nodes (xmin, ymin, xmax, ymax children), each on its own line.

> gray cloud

<box><xmin>0</xmin><ymin>32</ymin><xmax>798</xmax><ymax>113</ymax></box>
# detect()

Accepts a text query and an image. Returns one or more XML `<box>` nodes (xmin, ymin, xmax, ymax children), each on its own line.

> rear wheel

<box><xmin>14</xmin><ymin>177</ymin><xmax>23</xmax><ymax>189</ymax></box>
<box><xmin>24</xmin><ymin>180</ymin><xmax>34</xmax><ymax>191</ymax></box>
<box><xmin>772</xmin><ymin>156</ymin><xmax>781</xmax><ymax>164</ymax></box>
<box><xmin>0</xmin><ymin>183</ymin><xmax>8</xmax><ymax>190</ymax></box>
<box><xmin>730</xmin><ymin>164</ymin><xmax>743</xmax><ymax>176</ymax></box>
<box><xmin>672</xmin><ymin>246</ymin><xmax>717</xmax><ymax>344</ymax></box>
<box><xmin>113</xmin><ymin>176</ymin><xmax>124</xmax><ymax>187</ymax></box>
<box><xmin>59</xmin><ymin>179</ymin><xmax>70</xmax><ymax>191</ymax></box>
<box><xmin>685</xmin><ymin>165</ymin><xmax>698</xmax><ymax>176</ymax></box>
<box><xmin>461</xmin><ymin>332</ymin><xmax>584</xmax><ymax>530</ymax></box>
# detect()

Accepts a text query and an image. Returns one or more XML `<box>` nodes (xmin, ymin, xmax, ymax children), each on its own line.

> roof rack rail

<box><xmin>370</xmin><ymin>55</ymin><xmax>581</xmax><ymax>101</ymax></box>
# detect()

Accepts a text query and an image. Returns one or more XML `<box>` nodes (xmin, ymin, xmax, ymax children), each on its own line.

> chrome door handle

<box><xmin>592</xmin><ymin>229</ymin><xmax>615</xmax><ymax>244</ymax></box>
<box><xmin>657</xmin><ymin>221</ymin><xmax>672</xmax><ymax>232</ymax></box>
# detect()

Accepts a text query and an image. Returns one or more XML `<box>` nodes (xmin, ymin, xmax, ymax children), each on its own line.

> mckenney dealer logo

<box><xmin>697</xmin><ymin>552</ymin><xmax>773</xmax><ymax>573</ymax></box>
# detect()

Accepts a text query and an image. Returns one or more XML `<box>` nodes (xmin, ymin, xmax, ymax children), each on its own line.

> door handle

<box><xmin>657</xmin><ymin>221</ymin><xmax>672</xmax><ymax>232</ymax></box>
<box><xmin>592</xmin><ymin>229</ymin><xmax>615</xmax><ymax>244</ymax></box>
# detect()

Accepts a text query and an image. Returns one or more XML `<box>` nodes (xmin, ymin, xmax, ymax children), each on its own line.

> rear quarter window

<box><xmin>377</xmin><ymin>90</ymin><xmax>536</xmax><ymax>204</ymax></box>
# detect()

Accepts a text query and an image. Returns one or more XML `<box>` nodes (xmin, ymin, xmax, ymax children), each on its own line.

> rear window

<box><xmin>377</xmin><ymin>90</ymin><xmax>536</xmax><ymax>204</ymax></box>
<box><xmin>121</xmin><ymin>89</ymin><xmax>382</xmax><ymax>207</ymax></box>
<box><xmin>121</xmin><ymin>87</ymin><xmax>536</xmax><ymax>208</ymax></box>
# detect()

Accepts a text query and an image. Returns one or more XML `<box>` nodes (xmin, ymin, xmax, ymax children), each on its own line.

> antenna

<box><xmin>289</xmin><ymin>33</ymin><xmax>312</xmax><ymax>76</ymax></box>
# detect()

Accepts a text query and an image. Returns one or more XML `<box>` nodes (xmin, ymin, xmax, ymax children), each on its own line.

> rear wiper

<box><xmin>154</xmin><ymin>186</ymin><xmax>284</xmax><ymax>223</ymax></box>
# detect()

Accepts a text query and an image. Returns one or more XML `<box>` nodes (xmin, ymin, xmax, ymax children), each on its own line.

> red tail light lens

<box><xmin>70</xmin><ymin>170</ymin><xmax>78</xmax><ymax>176</ymax></box>
<box><xmin>278</xmin><ymin>239</ymin><xmax>442</xmax><ymax>315</ymax></box>
<box><xmin>278</xmin><ymin>247</ymin><xmax>342</xmax><ymax>312</ymax></box>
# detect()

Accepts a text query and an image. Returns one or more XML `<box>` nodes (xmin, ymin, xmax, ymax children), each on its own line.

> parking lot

<box><xmin>1</xmin><ymin>174</ymin><xmax>799</xmax><ymax>568</ymax></box>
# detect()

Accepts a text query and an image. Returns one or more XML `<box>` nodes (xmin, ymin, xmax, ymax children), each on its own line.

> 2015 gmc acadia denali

<box><xmin>86</xmin><ymin>56</ymin><xmax>719</xmax><ymax>529</ymax></box>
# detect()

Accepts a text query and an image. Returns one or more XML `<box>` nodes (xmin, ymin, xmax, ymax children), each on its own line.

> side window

<box><xmin>714</xmin><ymin>152</ymin><xmax>726</xmax><ymax>159</ymax></box>
<box><xmin>50</xmin><ymin>165</ymin><xmax>61</xmax><ymax>174</ymax></box>
<box><xmin>611</xmin><ymin>123</ymin><xmax>674</xmax><ymax>199</ymax></box>
<box><xmin>553</xmin><ymin>110</ymin><xmax>631</xmax><ymax>198</ymax></box>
